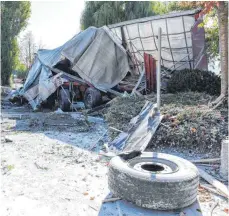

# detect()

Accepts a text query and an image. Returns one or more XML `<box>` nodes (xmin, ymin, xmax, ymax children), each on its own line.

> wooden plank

<box><xmin>131</xmin><ymin>69</ymin><xmax>145</xmax><ymax>95</ymax></box>
<box><xmin>191</xmin><ymin>158</ymin><xmax>220</xmax><ymax>163</ymax></box>
<box><xmin>132</xmin><ymin>90</ymin><xmax>142</xmax><ymax>97</ymax></box>
<box><xmin>198</xmin><ymin>167</ymin><xmax>229</xmax><ymax>198</ymax></box>
<box><xmin>102</xmin><ymin>197</ymin><xmax>121</xmax><ymax>203</ymax></box>
<box><xmin>200</xmin><ymin>184</ymin><xmax>228</xmax><ymax>198</ymax></box>
<box><xmin>109</xmin><ymin>127</ymin><xmax>123</xmax><ymax>133</ymax></box>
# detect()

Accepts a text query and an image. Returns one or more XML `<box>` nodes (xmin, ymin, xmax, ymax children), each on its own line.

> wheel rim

<box><xmin>128</xmin><ymin>157</ymin><xmax>179</xmax><ymax>174</ymax></box>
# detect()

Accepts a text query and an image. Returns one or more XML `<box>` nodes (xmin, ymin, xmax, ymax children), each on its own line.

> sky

<box><xmin>19</xmin><ymin>1</ymin><xmax>86</xmax><ymax>49</ymax></box>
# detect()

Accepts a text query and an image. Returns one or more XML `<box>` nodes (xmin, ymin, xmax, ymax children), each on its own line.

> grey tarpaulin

<box><xmin>64</xmin><ymin>26</ymin><xmax>129</xmax><ymax>90</ymax></box>
<box><xmin>20</xmin><ymin>26</ymin><xmax>130</xmax><ymax>109</ymax></box>
<box><xmin>108</xmin><ymin>8</ymin><xmax>208</xmax><ymax>71</ymax></box>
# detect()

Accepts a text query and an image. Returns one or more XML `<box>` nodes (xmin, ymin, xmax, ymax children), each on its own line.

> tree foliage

<box><xmin>152</xmin><ymin>1</ymin><xmax>228</xmax><ymax>98</ymax></box>
<box><xmin>1</xmin><ymin>1</ymin><xmax>31</xmax><ymax>85</ymax></box>
<box><xmin>19</xmin><ymin>31</ymin><xmax>38</xmax><ymax>69</ymax></box>
<box><xmin>80</xmin><ymin>1</ymin><xmax>154</xmax><ymax>29</ymax></box>
<box><xmin>152</xmin><ymin>1</ymin><xmax>219</xmax><ymax>60</ymax></box>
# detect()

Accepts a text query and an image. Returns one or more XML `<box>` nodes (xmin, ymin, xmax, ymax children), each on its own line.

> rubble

<box><xmin>148</xmin><ymin>103</ymin><xmax>228</xmax><ymax>156</ymax></box>
<box><xmin>103</xmin><ymin>96</ymin><xmax>145</xmax><ymax>139</ymax></box>
<box><xmin>97</xmin><ymin>92</ymin><xmax>228</xmax><ymax>156</ymax></box>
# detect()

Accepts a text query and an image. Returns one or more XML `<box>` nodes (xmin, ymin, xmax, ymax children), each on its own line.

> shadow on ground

<box><xmin>98</xmin><ymin>193</ymin><xmax>204</xmax><ymax>216</ymax></box>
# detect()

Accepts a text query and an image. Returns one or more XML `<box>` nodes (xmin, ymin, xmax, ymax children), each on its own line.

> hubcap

<box><xmin>128</xmin><ymin>157</ymin><xmax>178</xmax><ymax>174</ymax></box>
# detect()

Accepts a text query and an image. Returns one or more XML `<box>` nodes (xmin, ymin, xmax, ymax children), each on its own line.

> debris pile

<box><xmin>99</xmin><ymin>92</ymin><xmax>228</xmax><ymax>155</ymax></box>
<box><xmin>148</xmin><ymin>104</ymin><xmax>228</xmax><ymax>156</ymax></box>
<box><xmin>103</xmin><ymin>96</ymin><xmax>145</xmax><ymax>138</ymax></box>
<box><xmin>27</xmin><ymin>113</ymin><xmax>91</xmax><ymax>133</ymax></box>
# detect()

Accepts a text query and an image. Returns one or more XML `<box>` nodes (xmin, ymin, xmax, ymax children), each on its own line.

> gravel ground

<box><xmin>1</xmin><ymin>101</ymin><xmax>228</xmax><ymax>216</ymax></box>
<box><xmin>1</xmin><ymin>104</ymin><xmax>110</xmax><ymax>216</ymax></box>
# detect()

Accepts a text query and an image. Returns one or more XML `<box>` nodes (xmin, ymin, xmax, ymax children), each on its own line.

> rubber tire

<box><xmin>43</xmin><ymin>93</ymin><xmax>56</xmax><ymax>110</ymax></box>
<box><xmin>108</xmin><ymin>152</ymin><xmax>199</xmax><ymax>210</ymax></box>
<box><xmin>59</xmin><ymin>88</ymin><xmax>71</xmax><ymax>111</ymax></box>
<box><xmin>84</xmin><ymin>87</ymin><xmax>102</xmax><ymax>109</ymax></box>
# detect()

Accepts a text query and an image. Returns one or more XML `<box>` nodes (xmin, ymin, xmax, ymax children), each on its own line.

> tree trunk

<box><xmin>218</xmin><ymin>1</ymin><xmax>228</xmax><ymax>96</ymax></box>
<box><xmin>212</xmin><ymin>2</ymin><xmax>228</xmax><ymax>105</ymax></box>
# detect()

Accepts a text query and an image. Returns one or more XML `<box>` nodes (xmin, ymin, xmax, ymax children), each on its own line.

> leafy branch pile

<box><xmin>101</xmin><ymin>92</ymin><xmax>228</xmax><ymax>155</ymax></box>
<box><xmin>167</xmin><ymin>69</ymin><xmax>221</xmax><ymax>95</ymax></box>
<box><xmin>104</xmin><ymin>96</ymin><xmax>145</xmax><ymax>138</ymax></box>
<box><xmin>148</xmin><ymin>104</ymin><xmax>228</xmax><ymax>156</ymax></box>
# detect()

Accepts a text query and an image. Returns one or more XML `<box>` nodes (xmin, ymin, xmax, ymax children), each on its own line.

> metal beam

<box><xmin>108</xmin><ymin>8</ymin><xmax>202</xmax><ymax>29</ymax></box>
<box><xmin>157</xmin><ymin>27</ymin><xmax>162</xmax><ymax>110</ymax></box>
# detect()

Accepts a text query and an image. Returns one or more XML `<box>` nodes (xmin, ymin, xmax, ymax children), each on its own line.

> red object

<box><xmin>62</xmin><ymin>81</ymin><xmax>81</xmax><ymax>86</ymax></box>
<box><xmin>144</xmin><ymin>53</ymin><xmax>156</xmax><ymax>93</ymax></box>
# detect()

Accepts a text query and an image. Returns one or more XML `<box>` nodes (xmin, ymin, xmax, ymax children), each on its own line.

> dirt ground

<box><xmin>1</xmin><ymin>100</ymin><xmax>228</xmax><ymax>216</ymax></box>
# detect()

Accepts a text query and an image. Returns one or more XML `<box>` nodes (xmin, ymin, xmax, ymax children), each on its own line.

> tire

<box><xmin>43</xmin><ymin>93</ymin><xmax>56</xmax><ymax>110</ymax></box>
<box><xmin>108</xmin><ymin>151</ymin><xmax>199</xmax><ymax>210</ymax></box>
<box><xmin>59</xmin><ymin>88</ymin><xmax>71</xmax><ymax>111</ymax></box>
<box><xmin>84</xmin><ymin>87</ymin><xmax>102</xmax><ymax>109</ymax></box>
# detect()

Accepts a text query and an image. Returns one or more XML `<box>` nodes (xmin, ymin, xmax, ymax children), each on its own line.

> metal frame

<box><xmin>182</xmin><ymin>16</ymin><xmax>192</xmax><ymax>69</ymax></box>
<box><xmin>108</xmin><ymin>9</ymin><xmax>206</xmax><ymax>72</ymax></box>
<box><xmin>108</xmin><ymin>8</ymin><xmax>201</xmax><ymax>28</ymax></box>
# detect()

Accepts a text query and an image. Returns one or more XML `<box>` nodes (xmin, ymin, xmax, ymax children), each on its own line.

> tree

<box><xmin>215</xmin><ymin>1</ymin><xmax>228</xmax><ymax>103</ymax></box>
<box><xmin>19</xmin><ymin>31</ymin><xmax>38</xmax><ymax>69</ymax></box>
<box><xmin>80</xmin><ymin>1</ymin><xmax>154</xmax><ymax>30</ymax></box>
<box><xmin>1</xmin><ymin>1</ymin><xmax>31</xmax><ymax>85</ymax></box>
<box><xmin>152</xmin><ymin>1</ymin><xmax>228</xmax><ymax>103</ymax></box>
<box><xmin>178</xmin><ymin>1</ymin><xmax>228</xmax><ymax>104</ymax></box>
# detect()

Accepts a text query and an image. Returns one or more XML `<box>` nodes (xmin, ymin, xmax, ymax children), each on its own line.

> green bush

<box><xmin>167</xmin><ymin>69</ymin><xmax>221</xmax><ymax>95</ymax></box>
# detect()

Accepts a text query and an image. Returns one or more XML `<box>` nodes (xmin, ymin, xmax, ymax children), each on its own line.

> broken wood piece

<box><xmin>131</xmin><ymin>69</ymin><xmax>145</xmax><ymax>95</ymax></box>
<box><xmin>200</xmin><ymin>184</ymin><xmax>228</xmax><ymax>199</ymax></box>
<box><xmin>160</xmin><ymin>122</ymin><xmax>170</xmax><ymax>129</ymax></box>
<box><xmin>44</xmin><ymin>123</ymin><xmax>77</xmax><ymax>126</ymax></box>
<box><xmin>102</xmin><ymin>197</ymin><xmax>121</xmax><ymax>203</ymax></box>
<box><xmin>119</xmin><ymin>81</ymin><xmax>135</xmax><ymax>86</ymax></box>
<box><xmin>89</xmin><ymin>205</ymin><xmax>98</xmax><ymax>211</ymax></box>
<box><xmin>34</xmin><ymin>162</ymin><xmax>48</xmax><ymax>170</ymax></box>
<box><xmin>191</xmin><ymin>158</ymin><xmax>220</xmax><ymax>163</ymax></box>
<box><xmin>210</xmin><ymin>200</ymin><xmax>219</xmax><ymax>216</ymax></box>
<box><xmin>220</xmin><ymin>139</ymin><xmax>228</xmax><ymax>180</ymax></box>
<box><xmin>197</xmin><ymin>164</ymin><xmax>220</xmax><ymax>167</ymax></box>
<box><xmin>109</xmin><ymin>126</ymin><xmax>123</xmax><ymax>133</ymax></box>
<box><xmin>132</xmin><ymin>89</ymin><xmax>143</xmax><ymax>97</ymax></box>
<box><xmin>198</xmin><ymin>167</ymin><xmax>229</xmax><ymax>198</ymax></box>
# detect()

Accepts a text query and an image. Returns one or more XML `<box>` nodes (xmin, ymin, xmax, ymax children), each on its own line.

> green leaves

<box><xmin>167</xmin><ymin>69</ymin><xmax>221</xmax><ymax>96</ymax></box>
<box><xmin>1</xmin><ymin>1</ymin><xmax>31</xmax><ymax>85</ymax></box>
<box><xmin>80</xmin><ymin>2</ymin><xmax>153</xmax><ymax>30</ymax></box>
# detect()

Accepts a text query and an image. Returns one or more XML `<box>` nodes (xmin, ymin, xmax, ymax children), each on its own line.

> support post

<box><xmin>220</xmin><ymin>139</ymin><xmax>228</xmax><ymax>180</ymax></box>
<box><xmin>157</xmin><ymin>27</ymin><xmax>162</xmax><ymax>110</ymax></box>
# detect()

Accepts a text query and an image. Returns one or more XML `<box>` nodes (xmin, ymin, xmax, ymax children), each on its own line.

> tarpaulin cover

<box><xmin>108</xmin><ymin>8</ymin><xmax>208</xmax><ymax>71</ymax></box>
<box><xmin>20</xmin><ymin>26</ymin><xmax>129</xmax><ymax>109</ymax></box>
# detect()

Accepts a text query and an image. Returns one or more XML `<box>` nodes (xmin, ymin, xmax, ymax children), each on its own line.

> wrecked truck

<box><xmin>15</xmin><ymin>8</ymin><xmax>207</xmax><ymax>111</ymax></box>
<box><xmin>17</xmin><ymin>26</ymin><xmax>130</xmax><ymax>111</ymax></box>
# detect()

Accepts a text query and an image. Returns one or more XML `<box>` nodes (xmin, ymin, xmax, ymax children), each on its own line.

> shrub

<box><xmin>167</xmin><ymin>69</ymin><xmax>221</xmax><ymax>95</ymax></box>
